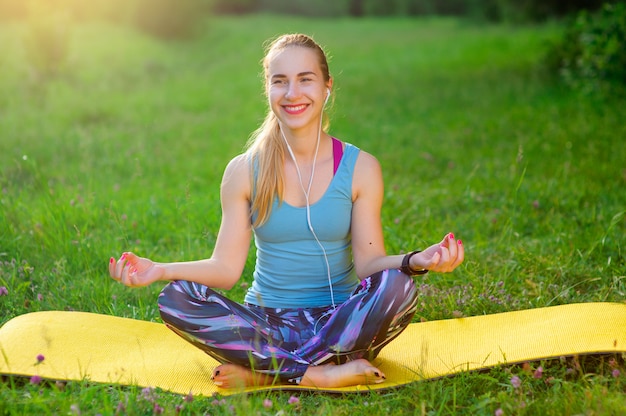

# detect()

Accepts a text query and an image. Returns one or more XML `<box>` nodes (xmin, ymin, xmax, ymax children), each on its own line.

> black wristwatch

<box><xmin>400</xmin><ymin>250</ymin><xmax>429</xmax><ymax>276</ymax></box>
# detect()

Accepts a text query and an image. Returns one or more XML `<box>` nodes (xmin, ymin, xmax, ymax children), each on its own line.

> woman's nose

<box><xmin>285</xmin><ymin>83</ymin><xmax>300</xmax><ymax>99</ymax></box>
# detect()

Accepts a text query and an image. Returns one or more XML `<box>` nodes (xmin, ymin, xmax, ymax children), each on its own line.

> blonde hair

<box><xmin>246</xmin><ymin>34</ymin><xmax>332</xmax><ymax>227</ymax></box>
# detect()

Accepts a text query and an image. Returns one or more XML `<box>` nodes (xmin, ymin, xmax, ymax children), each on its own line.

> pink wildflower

<box><xmin>263</xmin><ymin>399</ymin><xmax>273</xmax><ymax>409</ymax></box>
<box><xmin>139</xmin><ymin>386</ymin><xmax>155</xmax><ymax>402</ymax></box>
<box><xmin>495</xmin><ymin>409</ymin><xmax>504</xmax><ymax>416</ymax></box>
<box><xmin>533</xmin><ymin>366</ymin><xmax>543</xmax><ymax>379</ymax></box>
<box><xmin>36</xmin><ymin>354</ymin><xmax>45</xmax><ymax>363</ymax></box>
<box><xmin>288</xmin><ymin>395</ymin><xmax>300</xmax><ymax>405</ymax></box>
<box><xmin>612</xmin><ymin>369</ymin><xmax>620</xmax><ymax>378</ymax></box>
<box><xmin>30</xmin><ymin>375</ymin><xmax>42</xmax><ymax>385</ymax></box>
<box><xmin>0</xmin><ymin>286</ymin><xmax>8</xmax><ymax>296</ymax></box>
<box><xmin>510</xmin><ymin>375</ymin><xmax>521</xmax><ymax>389</ymax></box>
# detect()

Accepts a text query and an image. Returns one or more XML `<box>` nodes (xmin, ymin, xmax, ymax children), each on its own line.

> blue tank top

<box><xmin>244</xmin><ymin>142</ymin><xmax>360</xmax><ymax>308</ymax></box>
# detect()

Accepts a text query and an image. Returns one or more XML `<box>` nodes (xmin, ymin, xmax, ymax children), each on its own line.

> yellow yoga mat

<box><xmin>1</xmin><ymin>302</ymin><xmax>625</xmax><ymax>396</ymax></box>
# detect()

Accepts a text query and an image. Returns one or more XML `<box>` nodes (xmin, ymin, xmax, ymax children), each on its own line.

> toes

<box><xmin>351</xmin><ymin>359</ymin><xmax>386</xmax><ymax>384</ymax></box>
<box><xmin>368</xmin><ymin>368</ymin><xmax>385</xmax><ymax>383</ymax></box>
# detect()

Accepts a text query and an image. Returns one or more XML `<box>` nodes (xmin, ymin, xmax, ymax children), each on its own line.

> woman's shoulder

<box><xmin>354</xmin><ymin>148</ymin><xmax>381</xmax><ymax>172</ymax></box>
<box><xmin>221</xmin><ymin>153</ymin><xmax>251</xmax><ymax>196</ymax></box>
<box><xmin>351</xmin><ymin>147</ymin><xmax>382</xmax><ymax>196</ymax></box>
<box><xmin>223</xmin><ymin>153</ymin><xmax>255</xmax><ymax>177</ymax></box>
<box><xmin>336</xmin><ymin>139</ymin><xmax>380</xmax><ymax>178</ymax></box>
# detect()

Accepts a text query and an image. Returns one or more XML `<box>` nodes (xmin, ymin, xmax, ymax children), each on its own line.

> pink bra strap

<box><xmin>332</xmin><ymin>137</ymin><xmax>343</xmax><ymax>175</ymax></box>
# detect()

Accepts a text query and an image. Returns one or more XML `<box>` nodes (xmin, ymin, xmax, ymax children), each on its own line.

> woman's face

<box><xmin>266</xmin><ymin>46</ymin><xmax>331</xmax><ymax>134</ymax></box>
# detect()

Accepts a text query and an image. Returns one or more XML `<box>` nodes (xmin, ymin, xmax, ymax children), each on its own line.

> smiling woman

<box><xmin>2</xmin><ymin>11</ymin><xmax>625</xmax><ymax>414</ymax></box>
<box><xmin>250</xmin><ymin>34</ymin><xmax>333</xmax><ymax>225</ymax></box>
<box><xmin>109</xmin><ymin>32</ymin><xmax>464</xmax><ymax>389</ymax></box>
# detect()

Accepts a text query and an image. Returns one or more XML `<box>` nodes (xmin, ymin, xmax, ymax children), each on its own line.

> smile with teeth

<box><xmin>283</xmin><ymin>104</ymin><xmax>308</xmax><ymax>114</ymax></box>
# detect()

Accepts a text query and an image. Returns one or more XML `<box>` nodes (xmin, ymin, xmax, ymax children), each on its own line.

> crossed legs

<box><xmin>158</xmin><ymin>269</ymin><xmax>418</xmax><ymax>388</ymax></box>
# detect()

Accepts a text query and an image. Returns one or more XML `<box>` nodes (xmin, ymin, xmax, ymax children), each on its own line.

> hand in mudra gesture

<box><xmin>109</xmin><ymin>252</ymin><xmax>164</xmax><ymax>287</ymax></box>
<box><xmin>411</xmin><ymin>233</ymin><xmax>464</xmax><ymax>274</ymax></box>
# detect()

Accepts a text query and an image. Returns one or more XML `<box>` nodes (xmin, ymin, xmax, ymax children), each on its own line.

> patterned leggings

<box><xmin>158</xmin><ymin>268</ymin><xmax>418</xmax><ymax>384</ymax></box>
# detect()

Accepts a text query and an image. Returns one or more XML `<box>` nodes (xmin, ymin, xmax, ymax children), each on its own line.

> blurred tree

<box><xmin>546</xmin><ymin>2</ymin><xmax>626</xmax><ymax>93</ymax></box>
<box><xmin>133</xmin><ymin>0</ymin><xmax>210</xmax><ymax>39</ymax></box>
<box><xmin>521</xmin><ymin>0</ymin><xmax>607</xmax><ymax>20</ymax></box>
<box><xmin>366</xmin><ymin>0</ymin><xmax>398</xmax><ymax>16</ymax></box>
<box><xmin>434</xmin><ymin>0</ymin><xmax>468</xmax><ymax>15</ymax></box>
<box><xmin>349</xmin><ymin>0</ymin><xmax>364</xmax><ymax>16</ymax></box>
<box><xmin>254</xmin><ymin>0</ymin><xmax>348</xmax><ymax>17</ymax></box>
<box><xmin>212</xmin><ymin>0</ymin><xmax>258</xmax><ymax>14</ymax></box>
<box><xmin>1</xmin><ymin>0</ymin><xmax>618</xmax><ymax>23</ymax></box>
<box><xmin>496</xmin><ymin>0</ymin><xmax>613</xmax><ymax>22</ymax></box>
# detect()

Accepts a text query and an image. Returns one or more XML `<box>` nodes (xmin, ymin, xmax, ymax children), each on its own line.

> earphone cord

<box><xmin>280</xmin><ymin>113</ymin><xmax>337</xmax><ymax>311</ymax></box>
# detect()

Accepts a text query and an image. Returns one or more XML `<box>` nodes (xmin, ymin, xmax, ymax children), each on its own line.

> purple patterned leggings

<box><xmin>158</xmin><ymin>268</ymin><xmax>418</xmax><ymax>384</ymax></box>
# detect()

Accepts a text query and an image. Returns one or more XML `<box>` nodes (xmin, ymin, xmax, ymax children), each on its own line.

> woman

<box><xmin>109</xmin><ymin>33</ymin><xmax>464</xmax><ymax>389</ymax></box>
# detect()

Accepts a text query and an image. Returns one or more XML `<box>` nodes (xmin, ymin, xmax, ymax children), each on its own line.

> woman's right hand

<box><xmin>109</xmin><ymin>252</ymin><xmax>165</xmax><ymax>287</ymax></box>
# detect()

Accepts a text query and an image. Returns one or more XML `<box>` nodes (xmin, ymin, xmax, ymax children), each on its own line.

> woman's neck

<box><xmin>282</xmin><ymin>129</ymin><xmax>330</xmax><ymax>163</ymax></box>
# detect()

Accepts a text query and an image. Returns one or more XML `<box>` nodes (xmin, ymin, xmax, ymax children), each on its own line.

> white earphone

<box><xmin>278</xmin><ymin>89</ymin><xmax>336</xmax><ymax>312</ymax></box>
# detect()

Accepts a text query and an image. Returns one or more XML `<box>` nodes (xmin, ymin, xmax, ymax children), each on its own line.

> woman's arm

<box><xmin>350</xmin><ymin>151</ymin><xmax>464</xmax><ymax>279</ymax></box>
<box><xmin>349</xmin><ymin>151</ymin><xmax>389</xmax><ymax>278</ymax></box>
<box><xmin>109</xmin><ymin>154</ymin><xmax>253</xmax><ymax>289</ymax></box>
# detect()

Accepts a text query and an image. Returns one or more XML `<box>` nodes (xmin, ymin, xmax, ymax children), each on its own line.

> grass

<box><xmin>1</xmin><ymin>13</ymin><xmax>625</xmax><ymax>415</ymax></box>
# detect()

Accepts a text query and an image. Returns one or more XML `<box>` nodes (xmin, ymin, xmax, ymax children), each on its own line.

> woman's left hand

<box><xmin>411</xmin><ymin>233</ymin><xmax>464</xmax><ymax>273</ymax></box>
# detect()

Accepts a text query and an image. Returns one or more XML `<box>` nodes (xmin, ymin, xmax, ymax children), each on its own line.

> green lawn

<box><xmin>1</xmin><ymin>14</ymin><xmax>625</xmax><ymax>415</ymax></box>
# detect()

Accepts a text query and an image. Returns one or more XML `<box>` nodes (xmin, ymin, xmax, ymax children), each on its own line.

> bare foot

<box><xmin>299</xmin><ymin>359</ymin><xmax>385</xmax><ymax>388</ymax></box>
<box><xmin>211</xmin><ymin>364</ymin><xmax>275</xmax><ymax>389</ymax></box>
<box><xmin>211</xmin><ymin>359</ymin><xmax>385</xmax><ymax>389</ymax></box>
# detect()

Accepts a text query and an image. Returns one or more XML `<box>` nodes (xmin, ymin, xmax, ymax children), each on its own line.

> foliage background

<box><xmin>0</xmin><ymin>1</ymin><xmax>625</xmax><ymax>415</ymax></box>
